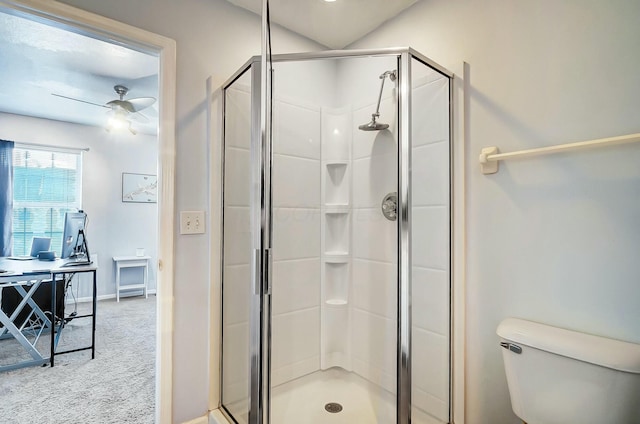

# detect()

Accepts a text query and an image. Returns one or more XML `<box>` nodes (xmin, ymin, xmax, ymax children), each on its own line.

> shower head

<box><xmin>380</xmin><ymin>70</ymin><xmax>397</xmax><ymax>81</ymax></box>
<box><xmin>358</xmin><ymin>69</ymin><xmax>397</xmax><ymax>132</ymax></box>
<box><xmin>358</xmin><ymin>114</ymin><xmax>389</xmax><ymax>131</ymax></box>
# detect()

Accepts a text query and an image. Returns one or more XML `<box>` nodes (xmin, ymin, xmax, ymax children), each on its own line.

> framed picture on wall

<box><xmin>122</xmin><ymin>173</ymin><xmax>158</xmax><ymax>203</ymax></box>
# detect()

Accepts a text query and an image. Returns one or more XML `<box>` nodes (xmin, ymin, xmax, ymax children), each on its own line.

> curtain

<box><xmin>0</xmin><ymin>139</ymin><xmax>14</xmax><ymax>256</ymax></box>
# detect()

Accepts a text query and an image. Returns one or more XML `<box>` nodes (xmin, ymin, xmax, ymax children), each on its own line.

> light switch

<box><xmin>180</xmin><ymin>210</ymin><xmax>205</xmax><ymax>234</ymax></box>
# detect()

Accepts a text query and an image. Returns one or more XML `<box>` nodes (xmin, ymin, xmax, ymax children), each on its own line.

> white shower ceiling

<box><xmin>0</xmin><ymin>11</ymin><xmax>159</xmax><ymax>135</ymax></box>
<box><xmin>225</xmin><ymin>0</ymin><xmax>419</xmax><ymax>49</ymax></box>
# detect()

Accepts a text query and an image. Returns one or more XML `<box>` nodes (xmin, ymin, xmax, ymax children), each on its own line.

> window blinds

<box><xmin>12</xmin><ymin>147</ymin><xmax>82</xmax><ymax>256</ymax></box>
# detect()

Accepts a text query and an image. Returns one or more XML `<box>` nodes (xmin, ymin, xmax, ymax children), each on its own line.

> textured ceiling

<box><xmin>0</xmin><ymin>11</ymin><xmax>159</xmax><ymax>135</ymax></box>
<box><xmin>226</xmin><ymin>0</ymin><xmax>419</xmax><ymax>49</ymax></box>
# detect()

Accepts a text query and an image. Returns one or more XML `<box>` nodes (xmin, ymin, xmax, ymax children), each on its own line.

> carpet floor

<box><xmin>0</xmin><ymin>296</ymin><xmax>156</xmax><ymax>424</ymax></box>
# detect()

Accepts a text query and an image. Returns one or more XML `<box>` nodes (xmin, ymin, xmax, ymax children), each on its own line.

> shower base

<box><xmin>271</xmin><ymin>367</ymin><xmax>395</xmax><ymax>423</ymax></box>
<box><xmin>221</xmin><ymin>368</ymin><xmax>444</xmax><ymax>424</ymax></box>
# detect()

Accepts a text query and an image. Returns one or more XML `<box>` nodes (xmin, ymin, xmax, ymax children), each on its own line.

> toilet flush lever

<box><xmin>500</xmin><ymin>342</ymin><xmax>522</xmax><ymax>354</ymax></box>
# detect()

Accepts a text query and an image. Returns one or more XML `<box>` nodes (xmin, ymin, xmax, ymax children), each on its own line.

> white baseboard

<box><xmin>182</xmin><ymin>415</ymin><xmax>209</xmax><ymax>424</ymax></box>
<box><xmin>69</xmin><ymin>289</ymin><xmax>157</xmax><ymax>304</ymax></box>
<box><xmin>209</xmin><ymin>409</ymin><xmax>230</xmax><ymax>424</ymax></box>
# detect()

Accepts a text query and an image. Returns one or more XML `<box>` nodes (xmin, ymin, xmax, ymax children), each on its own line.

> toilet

<box><xmin>497</xmin><ymin>318</ymin><xmax>640</xmax><ymax>424</ymax></box>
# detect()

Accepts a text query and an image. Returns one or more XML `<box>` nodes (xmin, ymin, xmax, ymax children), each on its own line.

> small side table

<box><xmin>112</xmin><ymin>255</ymin><xmax>151</xmax><ymax>302</ymax></box>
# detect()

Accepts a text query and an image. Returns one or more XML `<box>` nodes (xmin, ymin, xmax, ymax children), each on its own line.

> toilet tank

<box><xmin>497</xmin><ymin>318</ymin><xmax>640</xmax><ymax>424</ymax></box>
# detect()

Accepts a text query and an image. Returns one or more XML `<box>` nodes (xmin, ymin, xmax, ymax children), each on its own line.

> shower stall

<box><xmin>219</xmin><ymin>48</ymin><xmax>452</xmax><ymax>424</ymax></box>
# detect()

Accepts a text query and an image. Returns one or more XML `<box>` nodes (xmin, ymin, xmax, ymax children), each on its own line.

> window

<box><xmin>12</xmin><ymin>147</ymin><xmax>82</xmax><ymax>256</ymax></box>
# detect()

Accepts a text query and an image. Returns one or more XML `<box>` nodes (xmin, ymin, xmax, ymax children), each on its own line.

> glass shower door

<box><xmin>221</xmin><ymin>59</ymin><xmax>277</xmax><ymax>424</ymax></box>
<box><xmin>221</xmin><ymin>65</ymin><xmax>255</xmax><ymax>424</ymax></box>
<box><xmin>267</xmin><ymin>55</ymin><xmax>399</xmax><ymax>423</ymax></box>
<box><xmin>220</xmin><ymin>49</ymin><xmax>453</xmax><ymax>424</ymax></box>
<box><xmin>409</xmin><ymin>56</ymin><xmax>452</xmax><ymax>424</ymax></box>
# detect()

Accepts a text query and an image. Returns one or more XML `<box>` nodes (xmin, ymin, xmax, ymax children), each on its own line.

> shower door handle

<box><xmin>263</xmin><ymin>248</ymin><xmax>272</xmax><ymax>296</ymax></box>
<box><xmin>253</xmin><ymin>248</ymin><xmax>272</xmax><ymax>295</ymax></box>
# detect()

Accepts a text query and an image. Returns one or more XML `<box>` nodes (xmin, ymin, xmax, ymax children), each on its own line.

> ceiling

<box><xmin>226</xmin><ymin>0</ymin><xmax>419</xmax><ymax>49</ymax></box>
<box><xmin>0</xmin><ymin>1</ymin><xmax>416</xmax><ymax>135</ymax></box>
<box><xmin>0</xmin><ymin>11</ymin><xmax>159</xmax><ymax>136</ymax></box>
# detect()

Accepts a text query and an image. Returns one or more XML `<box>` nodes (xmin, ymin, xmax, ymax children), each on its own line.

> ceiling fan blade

<box><xmin>52</xmin><ymin>93</ymin><xmax>110</xmax><ymax>109</ymax></box>
<box><xmin>126</xmin><ymin>97</ymin><xmax>156</xmax><ymax>112</ymax></box>
<box><xmin>129</xmin><ymin>111</ymin><xmax>150</xmax><ymax>123</ymax></box>
<box><xmin>107</xmin><ymin>97</ymin><xmax>155</xmax><ymax>113</ymax></box>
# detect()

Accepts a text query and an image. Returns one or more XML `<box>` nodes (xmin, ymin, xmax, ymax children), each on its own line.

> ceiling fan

<box><xmin>52</xmin><ymin>84</ymin><xmax>156</xmax><ymax>134</ymax></box>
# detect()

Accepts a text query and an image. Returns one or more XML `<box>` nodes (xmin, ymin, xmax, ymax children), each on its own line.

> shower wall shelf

<box><xmin>324</xmin><ymin>214</ymin><xmax>350</xmax><ymax>254</ymax></box>
<box><xmin>325</xmin><ymin>253</ymin><xmax>349</xmax><ymax>260</ymax></box>
<box><xmin>325</xmin><ymin>253</ymin><xmax>349</xmax><ymax>261</ymax></box>
<box><xmin>324</xmin><ymin>161</ymin><xmax>349</xmax><ymax>205</ymax></box>
<box><xmin>479</xmin><ymin>132</ymin><xmax>640</xmax><ymax>174</ymax></box>
<box><xmin>320</xmin><ymin>107</ymin><xmax>352</xmax><ymax>372</ymax></box>
<box><xmin>324</xmin><ymin>251</ymin><xmax>351</xmax><ymax>263</ymax></box>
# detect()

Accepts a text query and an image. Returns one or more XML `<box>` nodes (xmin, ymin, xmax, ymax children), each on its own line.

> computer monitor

<box><xmin>61</xmin><ymin>211</ymin><xmax>89</xmax><ymax>260</ymax></box>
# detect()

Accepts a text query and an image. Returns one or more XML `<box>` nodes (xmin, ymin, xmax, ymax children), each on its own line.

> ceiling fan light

<box><xmin>106</xmin><ymin>111</ymin><xmax>135</xmax><ymax>135</ymax></box>
<box><xmin>108</xmin><ymin>116</ymin><xmax>126</xmax><ymax>130</ymax></box>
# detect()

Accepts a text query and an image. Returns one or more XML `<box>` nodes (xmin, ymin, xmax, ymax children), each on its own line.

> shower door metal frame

<box><xmin>219</xmin><ymin>48</ymin><xmax>454</xmax><ymax>424</ymax></box>
<box><xmin>397</xmin><ymin>51</ymin><xmax>412</xmax><ymax>424</ymax></box>
<box><xmin>249</xmin><ymin>58</ymin><xmax>272</xmax><ymax>424</ymax></box>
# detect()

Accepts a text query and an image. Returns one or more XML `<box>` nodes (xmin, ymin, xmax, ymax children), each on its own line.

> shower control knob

<box><xmin>381</xmin><ymin>192</ymin><xmax>398</xmax><ymax>221</ymax></box>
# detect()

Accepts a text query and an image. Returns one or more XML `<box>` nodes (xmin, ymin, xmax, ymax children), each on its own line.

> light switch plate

<box><xmin>180</xmin><ymin>210</ymin><xmax>205</xmax><ymax>234</ymax></box>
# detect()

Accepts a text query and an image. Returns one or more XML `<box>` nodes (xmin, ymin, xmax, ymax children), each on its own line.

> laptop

<box><xmin>7</xmin><ymin>237</ymin><xmax>52</xmax><ymax>260</ymax></box>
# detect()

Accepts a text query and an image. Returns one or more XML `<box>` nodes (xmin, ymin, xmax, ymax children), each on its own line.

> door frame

<box><xmin>0</xmin><ymin>1</ymin><xmax>177</xmax><ymax>423</ymax></box>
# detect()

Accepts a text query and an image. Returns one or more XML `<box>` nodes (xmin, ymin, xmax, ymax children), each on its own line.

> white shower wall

<box><xmin>271</xmin><ymin>96</ymin><xmax>322</xmax><ymax>386</ymax></box>
<box><xmin>270</xmin><ymin>60</ymin><xmax>337</xmax><ymax>387</ymax></box>
<box><xmin>351</xmin><ymin>94</ymin><xmax>399</xmax><ymax>394</ymax></box>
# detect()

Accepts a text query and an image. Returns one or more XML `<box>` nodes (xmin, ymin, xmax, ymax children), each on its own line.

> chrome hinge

<box><xmin>500</xmin><ymin>342</ymin><xmax>522</xmax><ymax>354</ymax></box>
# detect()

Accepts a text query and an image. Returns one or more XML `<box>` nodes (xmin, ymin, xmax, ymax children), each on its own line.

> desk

<box><xmin>112</xmin><ymin>256</ymin><xmax>150</xmax><ymax>302</ymax></box>
<box><xmin>0</xmin><ymin>258</ymin><xmax>97</xmax><ymax>371</ymax></box>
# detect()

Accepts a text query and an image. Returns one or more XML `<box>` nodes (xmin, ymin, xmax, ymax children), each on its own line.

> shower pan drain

<box><xmin>324</xmin><ymin>402</ymin><xmax>343</xmax><ymax>413</ymax></box>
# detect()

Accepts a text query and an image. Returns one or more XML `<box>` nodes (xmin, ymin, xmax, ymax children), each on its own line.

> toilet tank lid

<box><xmin>497</xmin><ymin>318</ymin><xmax>640</xmax><ymax>374</ymax></box>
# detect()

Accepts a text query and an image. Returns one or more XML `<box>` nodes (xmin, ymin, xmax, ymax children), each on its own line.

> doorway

<box><xmin>0</xmin><ymin>1</ymin><xmax>176</xmax><ymax>422</ymax></box>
